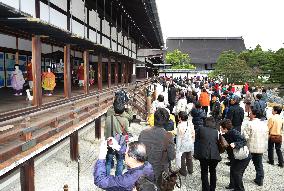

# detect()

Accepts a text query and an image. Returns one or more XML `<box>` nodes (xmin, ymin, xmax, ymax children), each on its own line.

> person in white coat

<box><xmin>243</xmin><ymin>109</ymin><xmax>268</xmax><ymax>186</ymax></box>
<box><xmin>175</xmin><ymin>92</ymin><xmax>189</xmax><ymax>115</ymax></box>
<box><xmin>176</xmin><ymin>111</ymin><xmax>195</xmax><ymax>176</ymax></box>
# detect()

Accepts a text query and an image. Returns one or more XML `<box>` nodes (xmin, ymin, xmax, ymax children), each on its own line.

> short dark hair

<box><xmin>154</xmin><ymin>108</ymin><xmax>170</xmax><ymax>127</ymax></box>
<box><xmin>251</xmin><ymin>109</ymin><xmax>261</xmax><ymax>119</ymax></box>
<box><xmin>202</xmin><ymin>88</ymin><xmax>207</xmax><ymax>92</ymax></box>
<box><xmin>179</xmin><ymin>91</ymin><xmax>185</xmax><ymax>98</ymax></box>
<box><xmin>273</xmin><ymin>106</ymin><xmax>282</xmax><ymax>114</ymax></box>
<box><xmin>220</xmin><ymin>119</ymin><xmax>233</xmax><ymax>130</ymax></box>
<box><xmin>204</xmin><ymin>116</ymin><xmax>217</xmax><ymax>129</ymax></box>
<box><xmin>262</xmin><ymin>88</ymin><xmax>267</xmax><ymax>93</ymax></box>
<box><xmin>256</xmin><ymin>94</ymin><xmax>262</xmax><ymax>100</ymax></box>
<box><xmin>127</xmin><ymin>141</ymin><xmax>147</xmax><ymax>163</ymax></box>
<box><xmin>231</xmin><ymin>95</ymin><xmax>240</xmax><ymax>104</ymax></box>
<box><xmin>178</xmin><ymin>111</ymin><xmax>188</xmax><ymax>121</ymax></box>
<box><xmin>194</xmin><ymin>101</ymin><xmax>202</xmax><ymax>109</ymax></box>
<box><xmin>157</xmin><ymin>95</ymin><xmax>164</xmax><ymax>102</ymax></box>
<box><xmin>113</xmin><ymin>101</ymin><xmax>125</xmax><ymax>114</ymax></box>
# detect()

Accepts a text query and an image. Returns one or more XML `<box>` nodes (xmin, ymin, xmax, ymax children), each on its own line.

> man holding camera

<box><xmin>93</xmin><ymin>140</ymin><xmax>155</xmax><ymax>191</ymax></box>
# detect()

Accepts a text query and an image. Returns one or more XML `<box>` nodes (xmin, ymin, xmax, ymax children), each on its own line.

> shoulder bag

<box><xmin>270</xmin><ymin>135</ymin><xmax>282</xmax><ymax>144</ymax></box>
<box><xmin>233</xmin><ymin>145</ymin><xmax>249</xmax><ymax>160</ymax></box>
<box><xmin>217</xmin><ymin>133</ymin><xmax>229</xmax><ymax>153</ymax></box>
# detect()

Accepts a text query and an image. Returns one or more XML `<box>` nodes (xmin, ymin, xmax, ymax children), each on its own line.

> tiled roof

<box><xmin>166</xmin><ymin>37</ymin><xmax>246</xmax><ymax>64</ymax></box>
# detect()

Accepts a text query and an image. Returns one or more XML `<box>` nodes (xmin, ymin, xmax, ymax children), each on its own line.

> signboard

<box><xmin>19</xmin><ymin>55</ymin><xmax>27</xmax><ymax>72</ymax></box>
<box><xmin>0</xmin><ymin>52</ymin><xmax>4</xmax><ymax>87</ymax></box>
<box><xmin>5</xmin><ymin>53</ymin><xmax>16</xmax><ymax>87</ymax></box>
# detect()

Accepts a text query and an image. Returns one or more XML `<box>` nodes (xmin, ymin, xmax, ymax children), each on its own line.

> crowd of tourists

<box><xmin>92</xmin><ymin>76</ymin><xmax>284</xmax><ymax>191</ymax></box>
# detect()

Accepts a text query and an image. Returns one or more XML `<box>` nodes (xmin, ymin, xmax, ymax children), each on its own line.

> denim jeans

<box><xmin>106</xmin><ymin>150</ymin><xmax>124</xmax><ymax>176</ymax></box>
<box><xmin>268</xmin><ymin>139</ymin><xmax>284</xmax><ymax>165</ymax></box>
<box><xmin>251</xmin><ymin>153</ymin><xmax>264</xmax><ymax>183</ymax></box>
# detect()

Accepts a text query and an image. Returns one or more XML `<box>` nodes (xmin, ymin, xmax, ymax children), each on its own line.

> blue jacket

<box><xmin>93</xmin><ymin>159</ymin><xmax>155</xmax><ymax>191</ymax></box>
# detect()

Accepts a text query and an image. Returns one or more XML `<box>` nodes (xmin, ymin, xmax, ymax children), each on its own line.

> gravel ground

<box><xmin>1</xmin><ymin>111</ymin><xmax>284</xmax><ymax>191</ymax></box>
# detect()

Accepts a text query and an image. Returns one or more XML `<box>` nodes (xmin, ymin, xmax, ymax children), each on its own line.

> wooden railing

<box><xmin>0</xmin><ymin>79</ymin><xmax>151</xmax><ymax>174</ymax></box>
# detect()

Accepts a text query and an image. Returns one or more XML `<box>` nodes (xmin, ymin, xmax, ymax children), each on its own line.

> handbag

<box><xmin>270</xmin><ymin>135</ymin><xmax>282</xmax><ymax>144</ymax></box>
<box><xmin>217</xmin><ymin>134</ymin><xmax>229</xmax><ymax>153</ymax></box>
<box><xmin>158</xmin><ymin>132</ymin><xmax>181</xmax><ymax>191</ymax></box>
<box><xmin>233</xmin><ymin>146</ymin><xmax>249</xmax><ymax>160</ymax></box>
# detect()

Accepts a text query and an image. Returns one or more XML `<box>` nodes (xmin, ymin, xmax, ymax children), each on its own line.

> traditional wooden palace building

<box><xmin>166</xmin><ymin>37</ymin><xmax>246</xmax><ymax>70</ymax></box>
<box><xmin>0</xmin><ymin>1</ymin><xmax>163</xmax><ymax>190</ymax></box>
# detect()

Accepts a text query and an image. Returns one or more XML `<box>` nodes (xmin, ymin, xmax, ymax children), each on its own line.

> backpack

<box><xmin>254</xmin><ymin>100</ymin><xmax>267</xmax><ymax>119</ymax></box>
<box><xmin>115</xmin><ymin>89</ymin><xmax>129</xmax><ymax>105</ymax></box>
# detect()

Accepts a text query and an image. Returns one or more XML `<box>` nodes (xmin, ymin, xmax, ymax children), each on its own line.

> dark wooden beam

<box><xmin>32</xmin><ymin>36</ymin><xmax>42</xmax><ymax>107</ymax></box>
<box><xmin>97</xmin><ymin>53</ymin><xmax>103</xmax><ymax>91</ymax></box>
<box><xmin>64</xmin><ymin>45</ymin><xmax>71</xmax><ymax>98</ymax></box>
<box><xmin>95</xmin><ymin>116</ymin><xmax>101</xmax><ymax>139</ymax></box>
<box><xmin>67</xmin><ymin>0</ymin><xmax>71</xmax><ymax>31</ymax></box>
<box><xmin>70</xmin><ymin>131</ymin><xmax>79</xmax><ymax>161</ymax></box>
<box><xmin>84</xmin><ymin>50</ymin><xmax>90</xmax><ymax>94</ymax></box>
<box><xmin>35</xmin><ymin>0</ymin><xmax>40</xmax><ymax>18</ymax></box>
<box><xmin>107</xmin><ymin>57</ymin><xmax>111</xmax><ymax>88</ymax></box>
<box><xmin>115</xmin><ymin>60</ymin><xmax>118</xmax><ymax>85</ymax></box>
<box><xmin>20</xmin><ymin>159</ymin><xmax>35</xmax><ymax>191</ymax></box>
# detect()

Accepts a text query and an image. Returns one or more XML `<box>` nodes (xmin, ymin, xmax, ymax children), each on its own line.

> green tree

<box><xmin>211</xmin><ymin>50</ymin><xmax>257</xmax><ymax>83</ymax></box>
<box><xmin>271</xmin><ymin>48</ymin><xmax>284</xmax><ymax>84</ymax></box>
<box><xmin>165</xmin><ymin>49</ymin><xmax>195</xmax><ymax>69</ymax></box>
<box><xmin>238</xmin><ymin>45</ymin><xmax>277</xmax><ymax>83</ymax></box>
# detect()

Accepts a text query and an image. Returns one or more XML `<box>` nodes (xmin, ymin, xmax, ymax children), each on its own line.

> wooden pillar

<box><xmin>125</xmin><ymin>61</ymin><xmax>129</xmax><ymax>84</ymax></box>
<box><xmin>20</xmin><ymin>159</ymin><xmax>35</xmax><ymax>191</ymax></box>
<box><xmin>114</xmin><ymin>60</ymin><xmax>118</xmax><ymax>86</ymax></box>
<box><xmin>70</xmin><ymin>131</ymin><xmax>79</xmax><ymax>161</ymax></box>
<box><xmin>84</xmin><ymin>50</ymin><xmax>89</xmax><ymax>94</ymax></box>
<box><xmin>64</xmin><ymin>45</ymin><xmax>71</xmax><ymax>98</ymax></box>
<box><xmin>121</xmin><ymin>60</ymin><xmax>125</xmax><ymax>84</ymax></box>
<box><xmin>95</xmin><ymin>116</ymin><xmax>101</xmax><ymax>139</ymax></box>
<box><xmin>32</xmin><ymin>36</ymin><xmax>42</xmax><ymax>106</ymax></box>
<box><xmin>107</xmin><ymin>57</ymin><xmax>111</xmax><ymax>88</ymax></box>
<box><xmin>97</xmin><ymin>53</ymin><xmax>103</xmax><ymax>91</ymax></box>
<box><xmin>16</xmin><ymin>37</ymin><xmax>19</xmax><ymax>65</ymax></box>
<box><xmin>131</xmin><ymin>62</ymin><xmax>136</xmax><ymax>83</ymax></box>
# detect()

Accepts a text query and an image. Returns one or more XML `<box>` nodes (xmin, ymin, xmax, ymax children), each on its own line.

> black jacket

<box><xmin>226</xmin><ymin>104</ymin><xmax>244</xmax><ymax>127</ymax></box>
<box><xmin>210</xmin><ymin>101</ymin><xmax>221</xmax><ymax>119</ymax></box>
<box><xmin>191</xmin><ymin>108</ymin><xmax>206</xmax><ymax>128</ymax></box>
<box><xmin>223</xmin><ymin>129</ymin><xmax>246</xmax><ymax>148</ymax></box>
<box><xmin>194</xmin><ymin>126</ymin><xmax>221</xmax><ymax>161</ymax></box>
<box><xmin>168</xmin><ymin>87</ymin><xmax>176</xmax><ymax>104</ymax></box>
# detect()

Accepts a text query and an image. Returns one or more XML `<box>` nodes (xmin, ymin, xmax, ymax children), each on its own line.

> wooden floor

<box><xmin>0</xmin><ymin>82</ymin><xmax>113</xmax><ymax>114</ymax></box>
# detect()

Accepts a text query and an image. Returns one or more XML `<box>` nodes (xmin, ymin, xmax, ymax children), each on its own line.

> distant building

<box><xmin>166</xmin><ymin>37</ymin><xmax>246</xmax><ymax>70</ymax></box>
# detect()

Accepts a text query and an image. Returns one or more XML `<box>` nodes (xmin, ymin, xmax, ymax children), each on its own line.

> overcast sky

<box><xmin>156</xmin><ymin>0</ymin><xmax>284</xmax><ymax>51</ymax></box>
